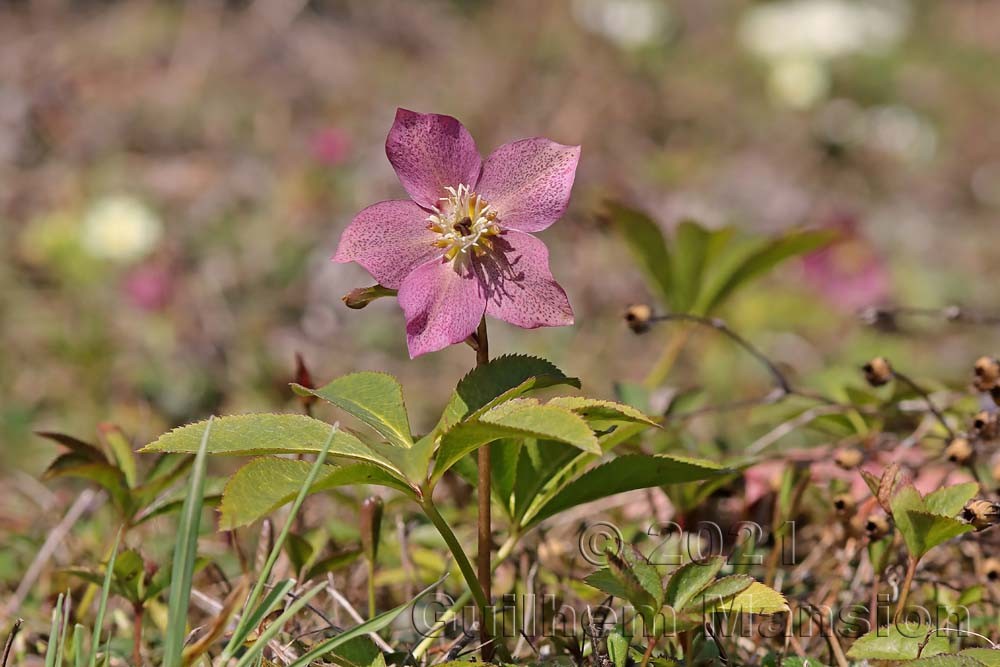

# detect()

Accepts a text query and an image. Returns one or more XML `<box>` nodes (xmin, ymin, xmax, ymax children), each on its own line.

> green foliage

<box><xmin>292</xmin><ymin>371</ymin><xmax>413</xmax><ymax>448</ymax></box>
<box><xmin>435</xmin><ymin>354</ymin><xmax>581</xmax><ymax>432</ymax></box>
<box><xmin>846</xmin><ymin>624</ymin><xmax>950</xmax><ymax>661</ymax></box>
<box><xmin>585</xmin><ymin>552</ymin><xmax>784</xmax><ymax>638</ymax></box>
<box><xmin>526</xmin><ymin>453</ymin><xmax>725</xmax><ymax>525</ymax></box>
<box><xmin>890</xmin><ymin>483</ymin><xmax>975</xmax><ymax>560</ymax></box>
<box><xmin>219</xmin><ymin>457</ymin><xmax>411</xmax><ymax>528</ymax></box>
<box><xmin>608</xmin><ymin>201</ymin><xmax>833</xmax><ymax>315</ymax></box>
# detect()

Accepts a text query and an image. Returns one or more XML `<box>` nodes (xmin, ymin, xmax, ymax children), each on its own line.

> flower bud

<box><xmin>624</xmin><ymin>304</ymin><xmax>653</xmax><ymax>334</ymax></box>
<box><xmin>360</xmin><ymin>496</ymin><xmax>384</xmax><ymax>563</ymax></box>
<box><xmin>862</xmin><ymin>357</ymin><xmax>893</xmax><ymax>387</ymax></box>
<box><xmin>294</xmin><ymin>353</ymin><xmax>317</xmax><ymax>412</ymax></box>
<box><xmin>971</xmin><ymin>411</ymin><xmax>999</xmax><ymax>441</ymax></box>
<box><xmin>832</xmin><ymin>493</ymin><xmax>855</xmax><ymax>516</ymax></box>
<box><xmin>944</xmin><ymin>437</ymin><xmax>974</xmax><ymax>465</ymax></box>
<box><xmin>984</xmin><ymin>557</ymin><xmax>1000</xmax><ymax>582</ymax></box>
<box><xmin>342</xmin><ymin>284</ymin><xmax>397</xmax><ymax>310</ymax></box>
<box><xmin>834</xmin><ymin>447</ymin><xmax>864</xmax><ymax>470</ymax></box>
<box><xmin>864</xmin><ymin>514</ymin><xmax>891</xmax><ymax>539</ymax></box>
<box><xmin>962</xmin><ymin>499</ymin><xmax>1000</xmax><ymax>531</ymax></box>
<box><xmin>974</xmin><ymin>356</ymin><xmax>1000</xmax><ymax>392</ymax></box>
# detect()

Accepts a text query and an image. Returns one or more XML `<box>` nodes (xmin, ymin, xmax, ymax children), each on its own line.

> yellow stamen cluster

<box><xmin>427</xmin><ymin>184</ymin><xmax>501</xmax><ymax>261</ymax></box>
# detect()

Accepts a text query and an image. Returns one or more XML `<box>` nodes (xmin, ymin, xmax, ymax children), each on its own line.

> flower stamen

<box><xmin>426</xmin><ymin>184</ymin><xmax>500</xmax><ymax>262</ymax></box>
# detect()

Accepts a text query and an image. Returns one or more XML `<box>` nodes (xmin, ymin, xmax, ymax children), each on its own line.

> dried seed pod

<box><xmin>862</xmin><ymin>357</ymin><xmax>893</xmax><ymax>387</ymax></box>
<box><xmin>973</xmin><ymin>356</ymin><xmax>1000</xmax><ymax>392</ymax></box>
<box><xmin>991</xmin><ymin>386</ymin><xmax>1000</xmax><ymax>407</ymax></box>
<box><xmin>832</xmin><ymin>493</ymin><xmax>855</xmax><ymax>516</ymax></box>
<box><xmin>624</xmin><ymin>304</ymin><xmax>653</xmax><ymax>334</ymax></box>
<box><xmin>984</xmin><ymin>557</ymin><xmax>1000</xmax><ymax>582</ymax></box>
<box><xmin>944</xmin><ymin>437</ymin><xmax>974</xmax><ymax>465</ymax></box>
<box><xmin>864</xmin><ymin>514</ymin><xmax>891</xmax><ymax>539</ymax></box>
<box><xmin>961</xmin><ymin>499</ymin><xmax>1000</xmax><ymax>531</ymax></box>
<box><xmin>834</xmin><ymin>447</ymin><xmax>864</xmax><ymax>470</ymax></box>
<box><xmin>971</xmin><ymin>411</ymin><xmax>1000</xmax><ymax>440</ymax></box>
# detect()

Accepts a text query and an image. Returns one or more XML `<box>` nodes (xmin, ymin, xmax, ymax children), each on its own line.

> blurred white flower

<box><xmin>740</xmin><ymin>0</ymin><xmax>909</xmax><ymax>62</ymax></box>
<box><xmin>866</xmin><ymin>104</ymin><xmax>937</xmax><ymax>165</ymax></box>
<box><xmin>572</xmin><ymin>0</ymin><xmax>671</xmax><ymax>49</ymax></box>
<box><xmin>768</xmin><ymin>57</ymin><xmax>831</xmax><ymax>109</ymax></box>
<box><xmin>80</xmin><ymin>195</ymin><xmax>163</xmax><ymax>263</ymax></box>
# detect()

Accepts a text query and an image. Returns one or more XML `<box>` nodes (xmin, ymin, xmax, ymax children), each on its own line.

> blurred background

<box><xmin>3</xmin><ymin>0</ymin><xmax>1000</xmax><ymax>475</ymax></box>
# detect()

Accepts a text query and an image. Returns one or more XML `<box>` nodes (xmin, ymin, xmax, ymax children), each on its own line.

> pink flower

<box><xmin>311</xmin><ymin>127</ymin><xmax>352</xmax><ymax>166</ymax></box>
<box><xmin>335</xmin><ymin>109</ymin><xmax>579</xmax><ymax>357</ymax></box>
<box><xmin>801</xmin><ymin>212</ymin><xmax>890</xmax><ymax>311</ymax></box>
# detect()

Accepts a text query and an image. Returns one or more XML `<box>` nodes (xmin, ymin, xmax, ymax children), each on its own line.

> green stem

<box><xmin>642</xmin><ymin>325</ymin><xmax>692</xmax><ymax>389</ymax></box>
<box><xmin>366</xmin><ymin>559</ymin><xmax>376</xmax><ymax>620</ymax></box>
<box><xmin>894</xmin><ymin>555</ymin><xmax>919</xmax><ymax>623</ymax></box>
<box><xmin>412</xmin><ymin>532</ymin><xmax>519</xmax><ymax>661</ymax></box>
<box><xmin>421</xmin><ymin>499</ymin><xmax>491</xmax><ymax>622</ymax></box>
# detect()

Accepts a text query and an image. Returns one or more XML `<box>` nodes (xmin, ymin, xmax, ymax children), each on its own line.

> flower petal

<box><xmin>481</xmin><ymin>230</ymin><xmax>574</xmax><ymax>329</ymax></box>
<box><xmin>333</xmin><ymin>200</ymin><xmax>441</xmax><ymax>289</ymax></box>
<box><xmin>385</xmin><ymin>109</ymin><xmax>483</xmax><ymax>209</ymax></box>
<box><xmin>397</xmin><ymin>257</ymin><xmax>486</xmax><ymax>358</ymax></box>
<box><xmin>476</xmin><ymin>138</ymin><xmax>580</xmax><ymax>233</ymax></box>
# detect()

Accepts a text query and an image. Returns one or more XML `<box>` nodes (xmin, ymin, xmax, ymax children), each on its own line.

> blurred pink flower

<box><xmin>123</xmin><ymin>263</ymin><xmax>173</xmax><ymax>311</ymax></box>
<box><xmin>311</xmin><ymin>127</ymin><xmax>352</xmax><ymax>166</ymax></box>
<box><xmin>801</xmin><ymin>213</ymin><xmax>890</xmax><ymax>311</ymax></box>
<box><xmin>335</xmin><ymin>109</ymin><xmax>579</xmax><ymax>357</ymax></box>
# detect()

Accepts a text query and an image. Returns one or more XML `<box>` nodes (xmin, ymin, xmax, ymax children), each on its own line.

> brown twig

<box><xmin>891</xmin><ymin>370</ymin><xmax>955</xmax><ymax>440</ymax></box>
<box><xmin>2</xmin><ymin>619</ymin><xmax>22</xmax><ymax>667</ymax></box>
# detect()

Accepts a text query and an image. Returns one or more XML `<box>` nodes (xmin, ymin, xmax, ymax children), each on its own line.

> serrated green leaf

<box><xmin>960</xmin><ymin>649</ymin><xmax>1000</xmax><ymax>666</ymax></box>
<box><xmin>607</xmin><ymin>632</ymin><xmax>629</xmax><ymax>667</ymax></box>
<box><xmin>606</xmin><ymin>550</ymin><xmax>660</xmax><ymax>615</ymax></box>
<box><xmin>436</xmin><ymin>354</ymin><xmax>580</xmax><ymax>432</ymax></box>
<box><xmin>528</xmin><ymin>454</ymin><xmax>725</xmax><ymax>525</ymax></box>
<box><xmin>292</xmin><ymin>372</ymin><xmax>412</xmax><ymax>448</ymax></box>
<box><xmin>220</xmin><ymin>457</ymin><xmax>414</xmax><ymax>529</ymax></box>
<box><xmin>142</xmin><ymin>414</ymin><xmax>411</xmax><ymax>483</ymax></box>
<box><xmin>432</xmin><ymin>400</ymin><xmax>599</xmax><ymax>482</ymax></box>
<box><xmin>925</xmin><ymin>482</ymin><xmax>980</xmax><ymax>517</ymax></box>
<box><xmin>693</xmin><ymin>575</ymin><xmax>754</xmax><ymax>607</ymax></box>
<box><xmin>702</xmin><ymin>581</ymin><xmax>788</xmax><ymax>615</ymax></box>
<box><xmin>846</xmin><ymin>624</ymin><xmax>950</xmax><ymax>660</ymax></box>
<box><xmin>608</xmin><ymin>201</ymin><xmax>673</xmax><ymax>306</ymax></box>
<box><xmin>891</xmin><ymin>485</ymin><xmax>974</xmax><ymax>558</ymax></box>
<box><xmin>910</xmin><ymin>656</ymin><xmax>988</xmax><ymax>667</ymax></box>
<box><xmin>546</xmin><ymin>397</ymin><xmax>658</xmax><ymax>426</ymax></box>
<box><xmin>664</xmin><ymin>557</ymin><xmax>724</xmax><ymax>613</ymax></box>
<box><xmin>42</xmin><ymin>457</ymin><xmax>132</xmax><ymax>514</ymax></box>
<box><xmin>584</xmin><ymin>568</ymin><xmax>631</xmax><ymax>600</ymax></box>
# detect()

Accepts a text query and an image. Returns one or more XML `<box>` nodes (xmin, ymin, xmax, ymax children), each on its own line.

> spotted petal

<box><xmin>386</xmin><ymin>109</ymin><xmax>483</xmax><ymax>210</ymax></box>
<box><xmin>333</xmin><ymin>200</ymin><xmax>441</xmax><ymax>290</ymax></box>
<box><xmin>481</xmin><ymin>230</ymin><xmax>573</xmax><ymax>329</ymax></box>
<box><xmin>397</xmin><ymin>257</ymin><xmax>486</xmax><ymax>358</ymax></box>
<box><xmin>476</xmin><ymin>138</ymin><xmax>580</xmax><ymax>233</ymax></box>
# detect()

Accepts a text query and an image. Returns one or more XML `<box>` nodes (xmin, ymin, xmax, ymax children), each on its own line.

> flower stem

<box><xmin>411</xmin><ymin>533</ymin><xmax>519</xmax><ymax>661</ymax></box>
<box><xmin>420</xmin><ymin>498</ymin><xmax>491</xmax><ymax>631</ymax></box>
<box><xmin>894</xmin><ymin>555</ymin><xmax>919</xmax><ymax>623</ymax></box>
<box><xmin>474</xmin><ymin>316</ymin><xmax>493</xmax><ymax>661</ymax></box>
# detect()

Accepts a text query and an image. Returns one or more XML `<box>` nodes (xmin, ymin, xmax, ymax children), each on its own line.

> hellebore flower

<box><xmin>335</xmin><ymin>109</ymin><xmax>579</xmax><ymax>357</ymax></box>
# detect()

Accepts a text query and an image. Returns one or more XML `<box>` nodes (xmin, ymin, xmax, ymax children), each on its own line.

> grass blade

<box><xmin>288</xmin><ymin>575</ymin><xmax>444</xmax><ymax>667</ymax></box>
<box><xmin>72</xmin><ymin>624</ymin><xmax>85</xmax><ymax>667</ymax></box>
<box><xmin>234</xmin><ymin>581</ymin><xmax>326</xmax><ymax>667</ymax></box>
<box><xmin>89</xmin><ymin>529</ymin><xmax>122</xmax><ymax>667</ymax></box>
<box><xmin>44</xmin><ymin>593</ymin><xmax>64</xmax><ymax>667</ymax></box>
<box><xmin>163</xmin><ymin>417</ymin><xmax>214</xmax><ymax>667</ymax></box>
<box><xmin>221</xmin><ymin>424</ymin><xmax>338</xmax><ymax>661</ymax></box>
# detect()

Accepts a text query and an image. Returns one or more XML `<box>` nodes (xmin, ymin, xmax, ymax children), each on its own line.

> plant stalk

<box><xmin>420</xmin><ymin>499</ymin><xmax>491</xmax><ymax>626</ymax></box>
<box><xmin>894</xmin><ymin>555</ymin><xmax>918</xmax><ymax>623</ymax></box>
<box><xmin>411</xmin><ymin>533</ymin><xmax>519</xmax><ymax>661</ymax></box>
<box><xmin>474</xmin><ymin>317</ymin><xmax>494</xmax><ymax>661</ymax></box>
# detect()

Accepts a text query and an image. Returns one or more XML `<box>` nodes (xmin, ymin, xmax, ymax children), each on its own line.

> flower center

<box><xmin>427</xmin><ymin>184</ymin><xmax>500</xmax><ymax>261</ymax></box>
